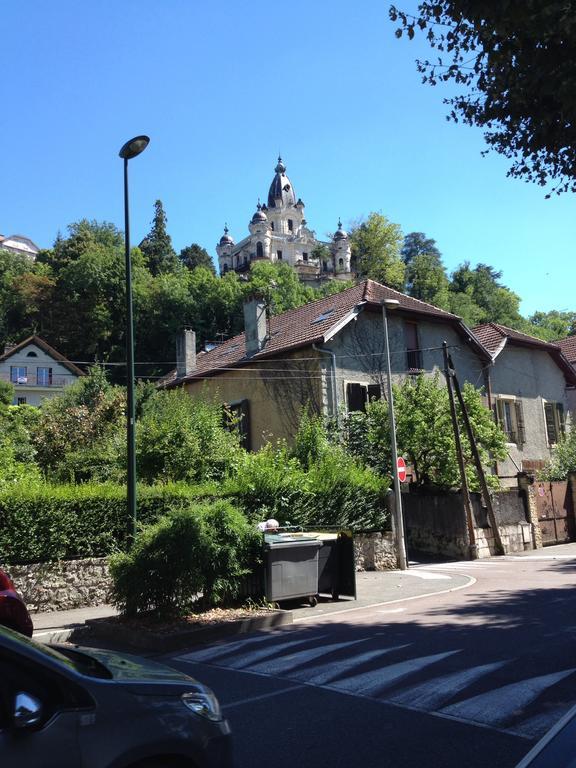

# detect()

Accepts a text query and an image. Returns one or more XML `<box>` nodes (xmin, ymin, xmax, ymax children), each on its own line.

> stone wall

<box><xmin>3</xmin><ymin>558</ymin><xmax>112</xmax><ymax>613</ymax></box>
<box><xmin>354</xmin><ymin>532</ymin><xmax>397</xmax><ymax>570</ymax></box>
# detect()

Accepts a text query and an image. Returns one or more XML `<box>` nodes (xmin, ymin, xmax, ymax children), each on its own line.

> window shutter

<box><xmin>544</xmin><ymin>402</ymin><xmax>558</xmax><ymax>444</ymax></box>
<box><xmin>347</xmin><ymin>383</ymin><xmax>366</xmax><ymax>412</ymax></box>
<box><xmin>238</xmin><ymin>399</ymin><xmax>251</xmax><ymax>451</ymax></box>
<box><xmin>367</xmin><ymin>384</ymin><xmax>381</xmax><ymax>403</ymax></box>
<box><xmin>514</xmin><ymin>400</ymin><xmax>526</xmax><ymax>446</ymax></box>
<box><xmin>557</xmin><ymin>403</ymin><xmax>565</xmax><ymax>437</ymax></box>
<box><xmin>494</xmin><ymin>399</ymin><xmax>502</xmax><ymax>426</ymax></box>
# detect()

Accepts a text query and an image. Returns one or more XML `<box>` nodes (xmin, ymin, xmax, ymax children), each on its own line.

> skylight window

<box><xmin>311</xmin><ymin>309</ymin><xmax>335</xmax><ymax>325</ymax></box>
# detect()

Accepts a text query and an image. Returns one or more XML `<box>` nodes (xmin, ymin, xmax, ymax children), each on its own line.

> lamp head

<box><xmin>119</xmin><ymin>135</ymin><xmax>150</xmax><ymax>160</ymax></box>
<box><xmin>382</xmin><ymin>298</ymin><xmax>400</xmax><ymax>310</ymax></box>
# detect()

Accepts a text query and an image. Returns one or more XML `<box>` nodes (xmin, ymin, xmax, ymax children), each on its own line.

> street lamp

<box><xmin>381</xmin><ymin>298</ymin><xmax>408</xmax><ymax>570</ymax></box>
<box><xmin>119</xmin><ymin>135</ymin><xmax>149</xmax><ymax>543</ymax></box>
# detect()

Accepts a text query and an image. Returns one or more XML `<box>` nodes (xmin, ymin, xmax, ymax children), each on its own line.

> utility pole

<box><xmin>442</xmin><ymin>342</ymin><xmax>478</xmax><ymax>560</ymax></box>
<box><xmin>447</xmin><ymin>349</ymin><xmax>505</xmax><ymax>556</ymax></box>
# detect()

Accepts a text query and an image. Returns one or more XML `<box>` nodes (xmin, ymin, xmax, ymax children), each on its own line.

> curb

<box><xmin>71</xmin><ymin>610</ymin><xmax>293</xmax><ymax>653</ymax></box>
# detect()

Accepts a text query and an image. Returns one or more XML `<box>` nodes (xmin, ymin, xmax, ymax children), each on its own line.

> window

<box><xmin>322</xmin><ymin>260</ymin><xmax>328</xmax><ymax>272</ymax></box>
<box><xmin>495</xmin><ymin>398</ymin><xmax>525</xmax><ymax>445</ymax></box>
<box><xmin>543</xmin><ymin>401</ymin><xmax>565</xmax><ymax>445</ymax></box>
<box><xmin>346</xmin><ymin>382</ymin><xmax>381</xmax><ymax>413</ymax></box>
<box><xmin>303</xmin><ymin>252</ymin><xmax>308</xmax><ymax>261</ymax></box>
<box><xmin>338</xmin><ymin>258</ymin><xmax>344</xmax><ymax>269</ymax></box>
<box><xmin>256</xmin><ymin>241</ymin><xmax>263</xmax><ymax>259</ymax></box>
<box><xmin>10</xmin><ymin>366</ymin><xmax>27</xmax><ymax>384</ymax></box>
<box><xmin>277</xmin><ymin>250</ymin><xmax>283</xmax><ymax>260</ymax></box>
<box><xmin>224</xmin><ymin>400</ymin><xmax>251</xmax><ymax>450</ymax></box>
<box><xmin>288</xmin><ymin>219</ymin><xmax>293</xmax><ymax>232</ymax></box>
<box><xmin>404</xmin><ymin>322</ymin><xmax>423</xmax><ymax>371</ymax></box>
<box><xmin>270</xmin><ymin>221</ymin><xmax>274</xmax><ymax>231</ymax></box>
<box><xmin>26</xmin><ymin>351</ymin><xmax>38</xmax><ymax>357</ymax></box>
<box><xmin>37</xmin><ymin>367</ymin><xmax>53</xmax><ymax>386</ymax></box>
<box><xmin>17</xmin><ymin>397</ymin><xmax>27</xmax><ymax>406</ymax></box>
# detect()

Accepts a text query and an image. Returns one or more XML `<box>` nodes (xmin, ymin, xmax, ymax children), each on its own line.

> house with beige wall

<box><xmin>161</xmin><ymin>280</ymin><xmax>490</xmax><ymax>452</ymax></box>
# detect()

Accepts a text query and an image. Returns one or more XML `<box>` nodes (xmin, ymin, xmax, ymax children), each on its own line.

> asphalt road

<box><xmin>163</xmin><ymin>550</ymin><xmax>576</xmax><ymax>768</ymax></box>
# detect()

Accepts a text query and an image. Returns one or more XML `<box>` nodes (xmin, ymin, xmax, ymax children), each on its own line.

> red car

<box><xmin>0</xmin><ymin>568</ymin><xmax>33</xmax><ymax>636</ymax></box>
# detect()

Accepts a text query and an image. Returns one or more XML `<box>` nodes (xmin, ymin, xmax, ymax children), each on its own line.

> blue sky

<box><xmin>2</xmin><ymin>1</ymin><xmax>573</xmax><ymax>316</ymax></box>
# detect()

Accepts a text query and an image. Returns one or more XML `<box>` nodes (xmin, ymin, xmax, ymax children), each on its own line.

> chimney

<box><xmin>176</xmin><ymin>329</ymin><xmax>196</xmax><ymax>378</ymax></box>
<box><xmin>243</xmin><ymin>296</ymin><xmax>268</xmax><ymax>356</ymax></box>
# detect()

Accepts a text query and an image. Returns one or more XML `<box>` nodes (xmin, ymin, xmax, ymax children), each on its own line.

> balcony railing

<box><xmin>1</xmin><ymin>372</ymin><xmax>69</xmax><ymax>388</ymax></box>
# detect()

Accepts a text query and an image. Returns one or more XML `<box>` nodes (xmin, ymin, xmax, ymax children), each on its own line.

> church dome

<box><xmin>251</xmin><ymin>202</ymin><xmax>267</xmax><ymax>223</ymax></box>
<box><xmin>219</xmin><ymin>224</ymin><xmax>234</xmax><ymax>245</ymax></box>
<box><xmin>333</xmin><ymin>219</ymin><xmax>348</xmax><ymax>241</ymax></box>
<box><xmin>268</xmin><ymin>155</ymin><xmax>296</xmax><ymax>208</ymax></box>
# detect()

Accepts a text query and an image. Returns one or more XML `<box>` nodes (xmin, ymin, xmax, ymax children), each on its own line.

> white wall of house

<box><xmin>488</xmin><ymin>345</ymin><xmax>570</xmax><ymax>484</ymax></box>
<box><xmin>0</xmin><ymin>343</ymin><xmax>79</xmax><ymax>406</ymax></box>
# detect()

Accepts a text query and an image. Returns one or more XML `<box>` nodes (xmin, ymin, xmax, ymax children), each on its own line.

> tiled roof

<box><xmin>473</xmin><ymin>322</ymin><xmax>576</xmax><ymax>385</ymax></box>
<box><xmin>163</xmin><ymin>279</ymin><xmax>477</xmax><ymax>387</ymax></box>
<box><xmin>557</xmin><ymin>335</ymin><xmax>576</xmax><ymax>365</ymax></box>
<box><xmin>473</xmin><ymin>322</ymin><xmax>556</xmax><ymax>355</ymax></box>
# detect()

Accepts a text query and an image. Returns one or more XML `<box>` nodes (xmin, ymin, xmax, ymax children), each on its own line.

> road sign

<box><xmin>397</xmin><ymin>457</ymin><xmax>407</xmax><ymax>483</ymax></box>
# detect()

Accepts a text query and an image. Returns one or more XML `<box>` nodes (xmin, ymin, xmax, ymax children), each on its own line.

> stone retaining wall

<box><xmin>354</xmin><ymin>532</ymin><xmax>397</xmax><ymax>570</ymax></box>
<box><xmin>3</xmin><ymin>558</ymin><xmax>112</xmax><ymax>613</ymax></box>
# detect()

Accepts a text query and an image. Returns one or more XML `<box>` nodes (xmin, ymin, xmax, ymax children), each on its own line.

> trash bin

<box><xmin>264</xmin><ymin>535</ymin><xmax>322</xmax><ymax>606</ymax></box>
<box><xmin>307</xmin><ymin>530</ymin><xmax>357</xmax><ymax>601</ymax></box>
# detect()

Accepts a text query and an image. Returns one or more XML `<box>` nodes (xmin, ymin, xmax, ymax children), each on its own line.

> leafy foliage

<box><xmin>540</xmin><ymin>427</ymin><xmax>576</xmax><ymax>481</ymax></box>
<box><xmin>390</xmin><ymin>2</ymin><xmax>576</xmax><ymax>194</ymax></box>
<box><xmin>140</xmin><ymin>200</ymin><xmax>179</xmax><ymax>276</ymax></box>
<box><xmin>109</xmin><ymin>501</ymin><xmax>260</xmax><ymax>615</ymax></box>
<box><xmin>179</xmin><ymin>243</ymin><xmax>215</xmax><ymax>273</ymax></box>
<box><xmin>338</xmin><ymin>374</ymin><xmax>506</xmax><ymax>491</ymax></box>
<box><xmin>349</xmin><ymin>213</ymin><xmax>405</xmax><ymax>288</ymax></box>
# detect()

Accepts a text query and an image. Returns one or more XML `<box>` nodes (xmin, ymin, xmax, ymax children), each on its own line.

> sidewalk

<box><xmin>31</xmin><ymin>566</ymin><xmax>473</xmax><ymax>645</ymax></box>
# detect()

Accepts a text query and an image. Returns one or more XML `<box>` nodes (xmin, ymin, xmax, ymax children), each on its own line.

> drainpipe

<box><xmin>313</xmin><ymin>344</ymin><xmax>338</xmax><ymax>425</ymax></box>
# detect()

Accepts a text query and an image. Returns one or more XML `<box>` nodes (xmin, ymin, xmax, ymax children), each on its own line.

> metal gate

<box><xmin>535</xmin><ymin>481</ymin><xmax>575</xmax><ymax>545</ymax></box>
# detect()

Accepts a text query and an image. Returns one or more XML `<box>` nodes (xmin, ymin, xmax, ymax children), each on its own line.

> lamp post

<box><xmin>381</xmin><ymin>298</ymin><xmax>408</xmax><ymax>570</ymax></box>
<box><xmin>118</xmin><ymin>135</ymin><xmax>149</xmax><ymax>544</ymax></box>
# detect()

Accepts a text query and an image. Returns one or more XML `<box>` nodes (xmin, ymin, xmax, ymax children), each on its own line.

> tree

<box><xmin>349</xmin><ymin>212</ymin><xmax>405</xmax><ymax>288</ymax></box>
<box><xmin>338</xmin><ymin>373</ymin><xmax>507</xmax><ymax>490</ymax></box>
<box><xmin>448</xmin><ymin>262</ymin><xmax>523</xmax><ymax>328</ymax></box>
<box><xmin>179</xmin><ymin>243</ymin><xmax>215</xmax><ymax>274</ymax></box>
<box><xmin>140</xmin><ymin>200</ymin><xmax>178</xmax><ymax>276</ymax></box>
<box><xmin>527</xmin><ymin>310</ymin><xmax>576</xmax><ymax>341</ymax></box>
<box><xmin>390</xmin><ymin>2</ymin><xmax>576</xmax><ymax>194</ymax></box>
<box><xmin>402</xmin><ymin>232</ymin><xmax>450</xmax><ymax>308</ymax></box>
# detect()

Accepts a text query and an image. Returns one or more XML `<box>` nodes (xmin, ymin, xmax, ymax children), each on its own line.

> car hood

<box><xmin>63</xmin><ymin>645</ymin><xmax>201</xmax><ymax>686</ymax></box>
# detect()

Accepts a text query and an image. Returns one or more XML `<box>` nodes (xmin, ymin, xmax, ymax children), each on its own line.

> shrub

<box><xmin>540</xmin><ymin>426</ymin><xmax>576</xmax><ymax>480</ymax></box>
<box><xmin>136</xmin><ymin>390</ymin><xmax>243</xmax><ymax>484</ymax></box>
<box><xmin>109</xmin><ymin>501</ymin><xmax>261</xmax><ymax>615</ymax></box>
<box><xmin>0</xmin><ymin>483</ymin><xmax>218</xmax><ymax>564</ymax></box>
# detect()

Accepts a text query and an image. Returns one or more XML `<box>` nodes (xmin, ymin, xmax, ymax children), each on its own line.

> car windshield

<box><xmin>0</xmin><ymin>626</ymin><xmax>112</xmax><ymax>679</ymax></box>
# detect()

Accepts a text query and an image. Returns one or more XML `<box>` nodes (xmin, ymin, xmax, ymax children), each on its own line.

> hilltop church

<box><xmin>216</xmin><ymin>157</ymin><xmax>354</xmax><ymax>286</ymax></box>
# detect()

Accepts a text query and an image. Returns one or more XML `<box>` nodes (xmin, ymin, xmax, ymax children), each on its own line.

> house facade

<box><xmin>556</xmin><ymin>335</ymin><xmax>576</xmax><ymax>417</ymax></box>
<box><xmin>162</xmin><ymin>280</ymin><xmax>490</xmax><ymax>452</ymax></box>
<box><xmin>0</xmin><ymin>336</ymin><xmax>83</xmax><ymax>406</ymax></box>
<box><xmin>473</xmin><ymin>323</ymin><xmax>576</xmax><ymax>484</ymax></box>
<box><xmin>0</xmin><ymin>234</ymin><xmax>39</xmax><ymax>260</ymax></box>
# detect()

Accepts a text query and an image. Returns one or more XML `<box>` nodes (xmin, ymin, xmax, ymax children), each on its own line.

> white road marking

<box><xmin>328</xmin><ymin>650</ymin><xmax>461</xmax><ymax>696</ymax></box>
<box><xmin>405</xmin><ymin>571</ymin><xmax>452</xmax><ymax>581</ymax></box>
<box><xmin>223</xmin><ymin>635</ymin><xmax>330</xmax><ymax>669</ymax></box>
<box><xmin>178</xmin><ymin>631</ymin><xmax>281</xmax><ymax>662</ymax></box>
<box><xmin>290</xmin><ymin>645</ymin><xmax>412</xmax><ymax>686</ymax></box>
<box><xmin>223</xmin><ymin>684</ymin><xmax>305</xmax><ymax>711</ymax></box>
<box><xmin>376</xmin><ymin>608</ymin><xmax>405</xmax><ymax>614</ymax></box>
<box><xmin>246</xmin><ymin>637</ymin><xmax>373</xmax><ymax>675</ymax></box>
<box><xmin>440</xmin><ymin>669</ymin><xmax>576</xmax><ymax>725</ymax></box>
<box><xmin>386</xmin><ymin>660</ymin><xmax>508</xmax><ymax>709</ymax></box>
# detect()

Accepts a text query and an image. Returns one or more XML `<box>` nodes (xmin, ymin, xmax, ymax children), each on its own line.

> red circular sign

<box><xmin>397</xmin><ymin>457</ymin><xmax>407</xmax><ymax>483</ymax></box>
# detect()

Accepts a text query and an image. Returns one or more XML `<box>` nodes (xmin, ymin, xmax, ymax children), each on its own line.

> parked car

<box><xmin>0</xmin><ymin>625</ymin><xmax>232</xmax><ymax>768</ymax></box>
<box><xmin>0</xmin><ymin>568</ymin><xmax>33</xmax><ymax>637</ymax></box>
<box><xmin>516</xmin><ymin>702</ymin><xmax>576</xmax><ymax>767</ymax></box>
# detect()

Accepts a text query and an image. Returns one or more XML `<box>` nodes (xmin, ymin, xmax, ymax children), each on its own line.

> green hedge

<box><xmin>0</xmin><ymin>483</ymin><xmax>220</xmax><ymax>564</ymax></box>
